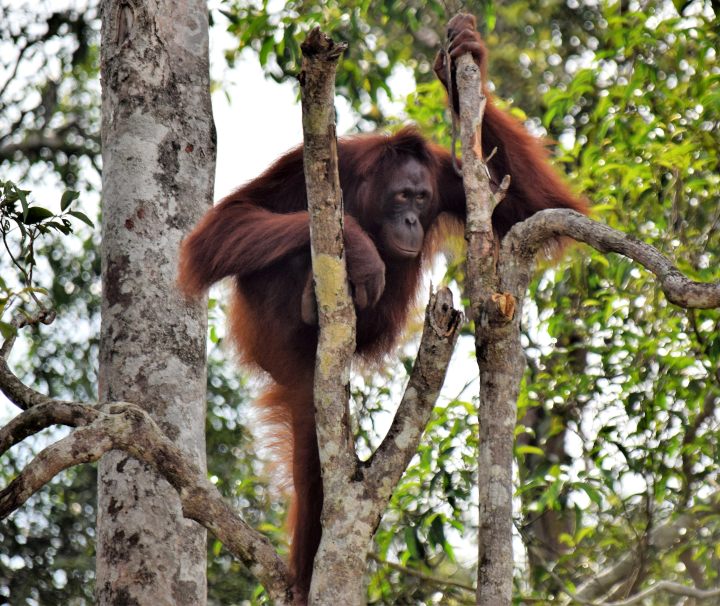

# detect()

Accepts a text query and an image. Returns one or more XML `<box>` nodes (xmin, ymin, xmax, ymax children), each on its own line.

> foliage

<box><xmin>517</xmin><ymin>2</ymin><xmax>720</xmax><ymax>600</ymax></box>
<box><xmin>0</xmin><ymin>180</ymin><xmax>91</xmax><ymax>330</ymax></box>
<box><xmin>2</xmin><ymin>0</ymin><xmax>719</xmax><ymax>604</ymax></box>
<box><xmin>217</xmin><ymin>0</ymin><xmax>607</xmax><ymax>126</ymax></box>
<box><xmin>0</xmin><ymin>1</ymin><xmax>101</xmax><ymax>189</ymax></box>
<box><xmin>0</xmin><ymin>177</ymin><xmax>98</xmax><ymax>605</ymax></box>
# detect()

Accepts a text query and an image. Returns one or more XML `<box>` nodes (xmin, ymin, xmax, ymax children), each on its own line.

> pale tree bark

<box><xmin>450</xmin><ymin>22</ymin><xmax>518</xmax><ymax>606</ymax></box>
<box><xmin>298</xmin><ymin>29</ymin><xmax>363</xmax><ymax>606</ymax></box>
<box><xmin>299</xmin><ymin>29</ymin><xmax>463</xmax><ymax>605</ymax></box>
<box><xmin>97</xmin><ymin>1</ymin><xmax>215</xmax><ymax>604</ymax></box>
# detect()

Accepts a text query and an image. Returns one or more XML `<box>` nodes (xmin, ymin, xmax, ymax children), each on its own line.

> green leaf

<box><xmin>23</xmin><ymin>206</ymin><xmax>54</xmax><ymax>224</ymax></box>
<box><xmin>68</xmin><ymin>210</ymin><xmax>94</xmax><ymax>227</ymax></box>
<box><xmin>0</xmin><ymin>320</ymin><xmax>16</xmax><ymax>340</ymax></box>
<box><xmin>259</xmin><ymin>36</ymin><xmax>275</xmax><ymax>66</ymax></box>
<box><xmin>18</xmin><ymin>189</ymin><xmax>29</xmax><ymax>220</ymax></box>
<box><xmin>516</xmin><ymin>445</ymin><xmax>545</xmax><ymax>457</ymax></box>
<box><xmin>404</xmin><ymin>527</ymin><xmax>420</xmax><ymax>560</ymax></box>
<box><xmin>576</xmin><ymin>482</ymin><xmax>603</xmax><ymax>507</ymax></box>
<box><xmin>428</xmin><ymin>515</ymin><xmax>445</xmax><ymax>548</ymax></box>
<box><xmin>60</xmin><ymin>190</ymin><xmax>79</xmax><ymax>211</ymax></box>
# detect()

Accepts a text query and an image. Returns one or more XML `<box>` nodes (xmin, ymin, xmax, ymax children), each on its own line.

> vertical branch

<box><xmin>452</xmin><ymin>17</ymin><xmax>523</xmax><ymax>606</ymax></box>
<box><xmin>455</xmin><ymin>52</ymin><xmax>496</xmax><ymax>312</ymax></box>
<box><xmin>299</xmin><ymin>28</ymin><xmax>365</xmax><ymax>604</ymax></box>
<box><xmin>299</xmin><ymin>26</ymin><xmax>354</xmax><ymax>486</ymax></box>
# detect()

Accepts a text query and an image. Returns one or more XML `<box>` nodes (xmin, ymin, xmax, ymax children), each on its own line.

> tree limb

<box><xmin>0</xmin><ymin>423</ymin><xmax>112</xmax><ymax>516</ymax></box>
<box><xmin>1</xmin><ymin>310</ymin><xmax>59</xmax><ymax>411</ymax></box>
<box><xmin>300</xmin><ymin>26</ymin><xmax>356</xmax><ymax>483</ymax></box>
<box><xmin>367</xmin><ymin>288</ymin><xmax>461</xmax><ymax>490</ymax></box>
<box><xmin>0</xmin><ymin>401</ymin><xmax>98</xmax><ymax>456</ymax></box>
<box><xmin>368</xmin><ymin>552</ymin><xmax>474</xmax><ymax>594</ymax></box>
<box><xmin>504</xmin><ymin>208</ymin><xmax>720</xmax><ymax>309</ymax></box>
<box><xmin>0</xmin><ymin>402</ymin><xmax>292</xmax><ymax>604</ymax></box>
<box><xmin>0</xmin><ymin>132</ymin><xmax>99</xmax><ymax>163</ymax></box>
<box><xmin>451</xmin><ymin>14</ymin><xmax>520</xmax><ymax>606</ymax></box>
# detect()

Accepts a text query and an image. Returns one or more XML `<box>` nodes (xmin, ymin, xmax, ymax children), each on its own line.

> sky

<box><xmin>209</xmin><ymin>35</ymin><xmax>412</xmax><ymax>198</ymax></box>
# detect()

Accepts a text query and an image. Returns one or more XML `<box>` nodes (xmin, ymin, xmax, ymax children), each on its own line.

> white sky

<box><xmin>211</xmin><ymin>53</ymin><xmax>306</xmax><ymax>199</ymax></box>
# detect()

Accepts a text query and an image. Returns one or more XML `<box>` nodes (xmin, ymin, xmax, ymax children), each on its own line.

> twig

<box><xmin>368</xmin><ymin>552</ymin><xmax>474</xmax><ymax>593</ymax></box>
<box><xmin>600</xmin><ymin>581</ymin><xmax>720</xmax><ymax>606</ymax></box>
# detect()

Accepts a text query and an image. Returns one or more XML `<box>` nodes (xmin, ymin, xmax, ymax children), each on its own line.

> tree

<box><xmin>2</xmin><ymin>1</ymin><xmax>720</xmax><ymax>605</ymax></box>
<box><xmin>94</xmin><ymin>0</ymin><xmax>215</xmax><ymax>603</ymax></box>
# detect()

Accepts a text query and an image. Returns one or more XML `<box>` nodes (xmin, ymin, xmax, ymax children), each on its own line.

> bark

<box><xmin>298</xmin><ymin>29</ymin><xmax>367</xmax><ymax>605</ymax></box>
<box><xmin>97</xmin><ymin>1</ymin><xmax>215</xmax><ymax>604</ymax></box>
<box><xmin>504</xmin><ymin>208</ymin><xmax>720</xmax><ymax>309</ymax></box>
<box><xmin>299</xmin><ymin>31</ymin><xmax>462</xmax><ymax>601</ymax></box>
<box><xmin>307</xmin><ymin>288</ymin><xmax>461</xmax><ymax>606</ymax></box>
<box><xmin>452</xmin><ymin>25</ymin><xmax>519</xmax><ymax>606</ymax></box>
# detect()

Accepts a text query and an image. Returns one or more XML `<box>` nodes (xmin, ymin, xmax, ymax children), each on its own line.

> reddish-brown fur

<box><xmin>178</xmin><ymin>16</ymin><xmax>587</xmax><ymax>601</ymax></box>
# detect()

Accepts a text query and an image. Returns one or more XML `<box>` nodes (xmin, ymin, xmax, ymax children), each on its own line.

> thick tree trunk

<box><xmin>97</xmin><ymin>1</ymin><xmax>215</xmax><ymax>604</ymax></box>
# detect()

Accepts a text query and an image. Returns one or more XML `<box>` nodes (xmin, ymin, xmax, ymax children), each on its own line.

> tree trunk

<box><xmin>96</xmin><ymin>1</ymin><xmax>215</xmax><ymax>604</ymax></box>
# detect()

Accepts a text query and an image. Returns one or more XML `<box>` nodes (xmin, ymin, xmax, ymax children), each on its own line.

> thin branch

<box><xmin>573</xmin><ymin>493</ymin><xmax>720</xmax><ymax>602</ymax></box>
<box><xmin>600</xmin><ymin>582</ymin><xmax>720</xmax><ymax>606</ymax></box>
<box><xmin>504</xmin><ymin>208</ymin><xmax>720</xmax><ymax>309</ymax></box>
<box><xmin>368</xmin><ymin>553</ymin><xmax>474</xmax><ymax>593</ymax></box>
<box><xmin>0</xmin><ymin>309</ymin><xmax>56</xmax><ymax>361</ymax></box>
<box><xmin>528</xmin><ymin>542</ymin><xmax>720</xmax><ymax>606</ymax></box>
<box><xmin>0</xmin><ymin>311</ymin><xmax>58</xmax><ymax>411</ymax></box>
<box><xmin>367</xmin><ymin>288</ymin><xmax>461</xmax><ymax>490</ymax></box>
<box><xmin>494</xmin><ymin>174</ymin><xmax>511</xmax><ymax>206</ymax></box>
<box><xmin>681</xmin><ymin>390</ymin><xmax>717</xmax><ymax>504</ymax></box>
<box><xmin>0</xmin><ymin>133</ymin><xmax>99</xmax><ymax>162</ymax></box>
<box><xmin>0</xmin><ymin>400</ymin><xmax>98</xmax><ymax>456</ymax></box>
<box><xmin>0</xmin><ymin>39</ymin><xmax>31</xmax><ymax>104</ymax></box>
<box><xmin>0</xmin><ymin>423</ymin><xmax>113</xmax><ymax>516</ymax></box>
<box><xmin>0</xmin><ymin>358</ymin><xmax>55</xmax><ymax>410</ymax></box>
